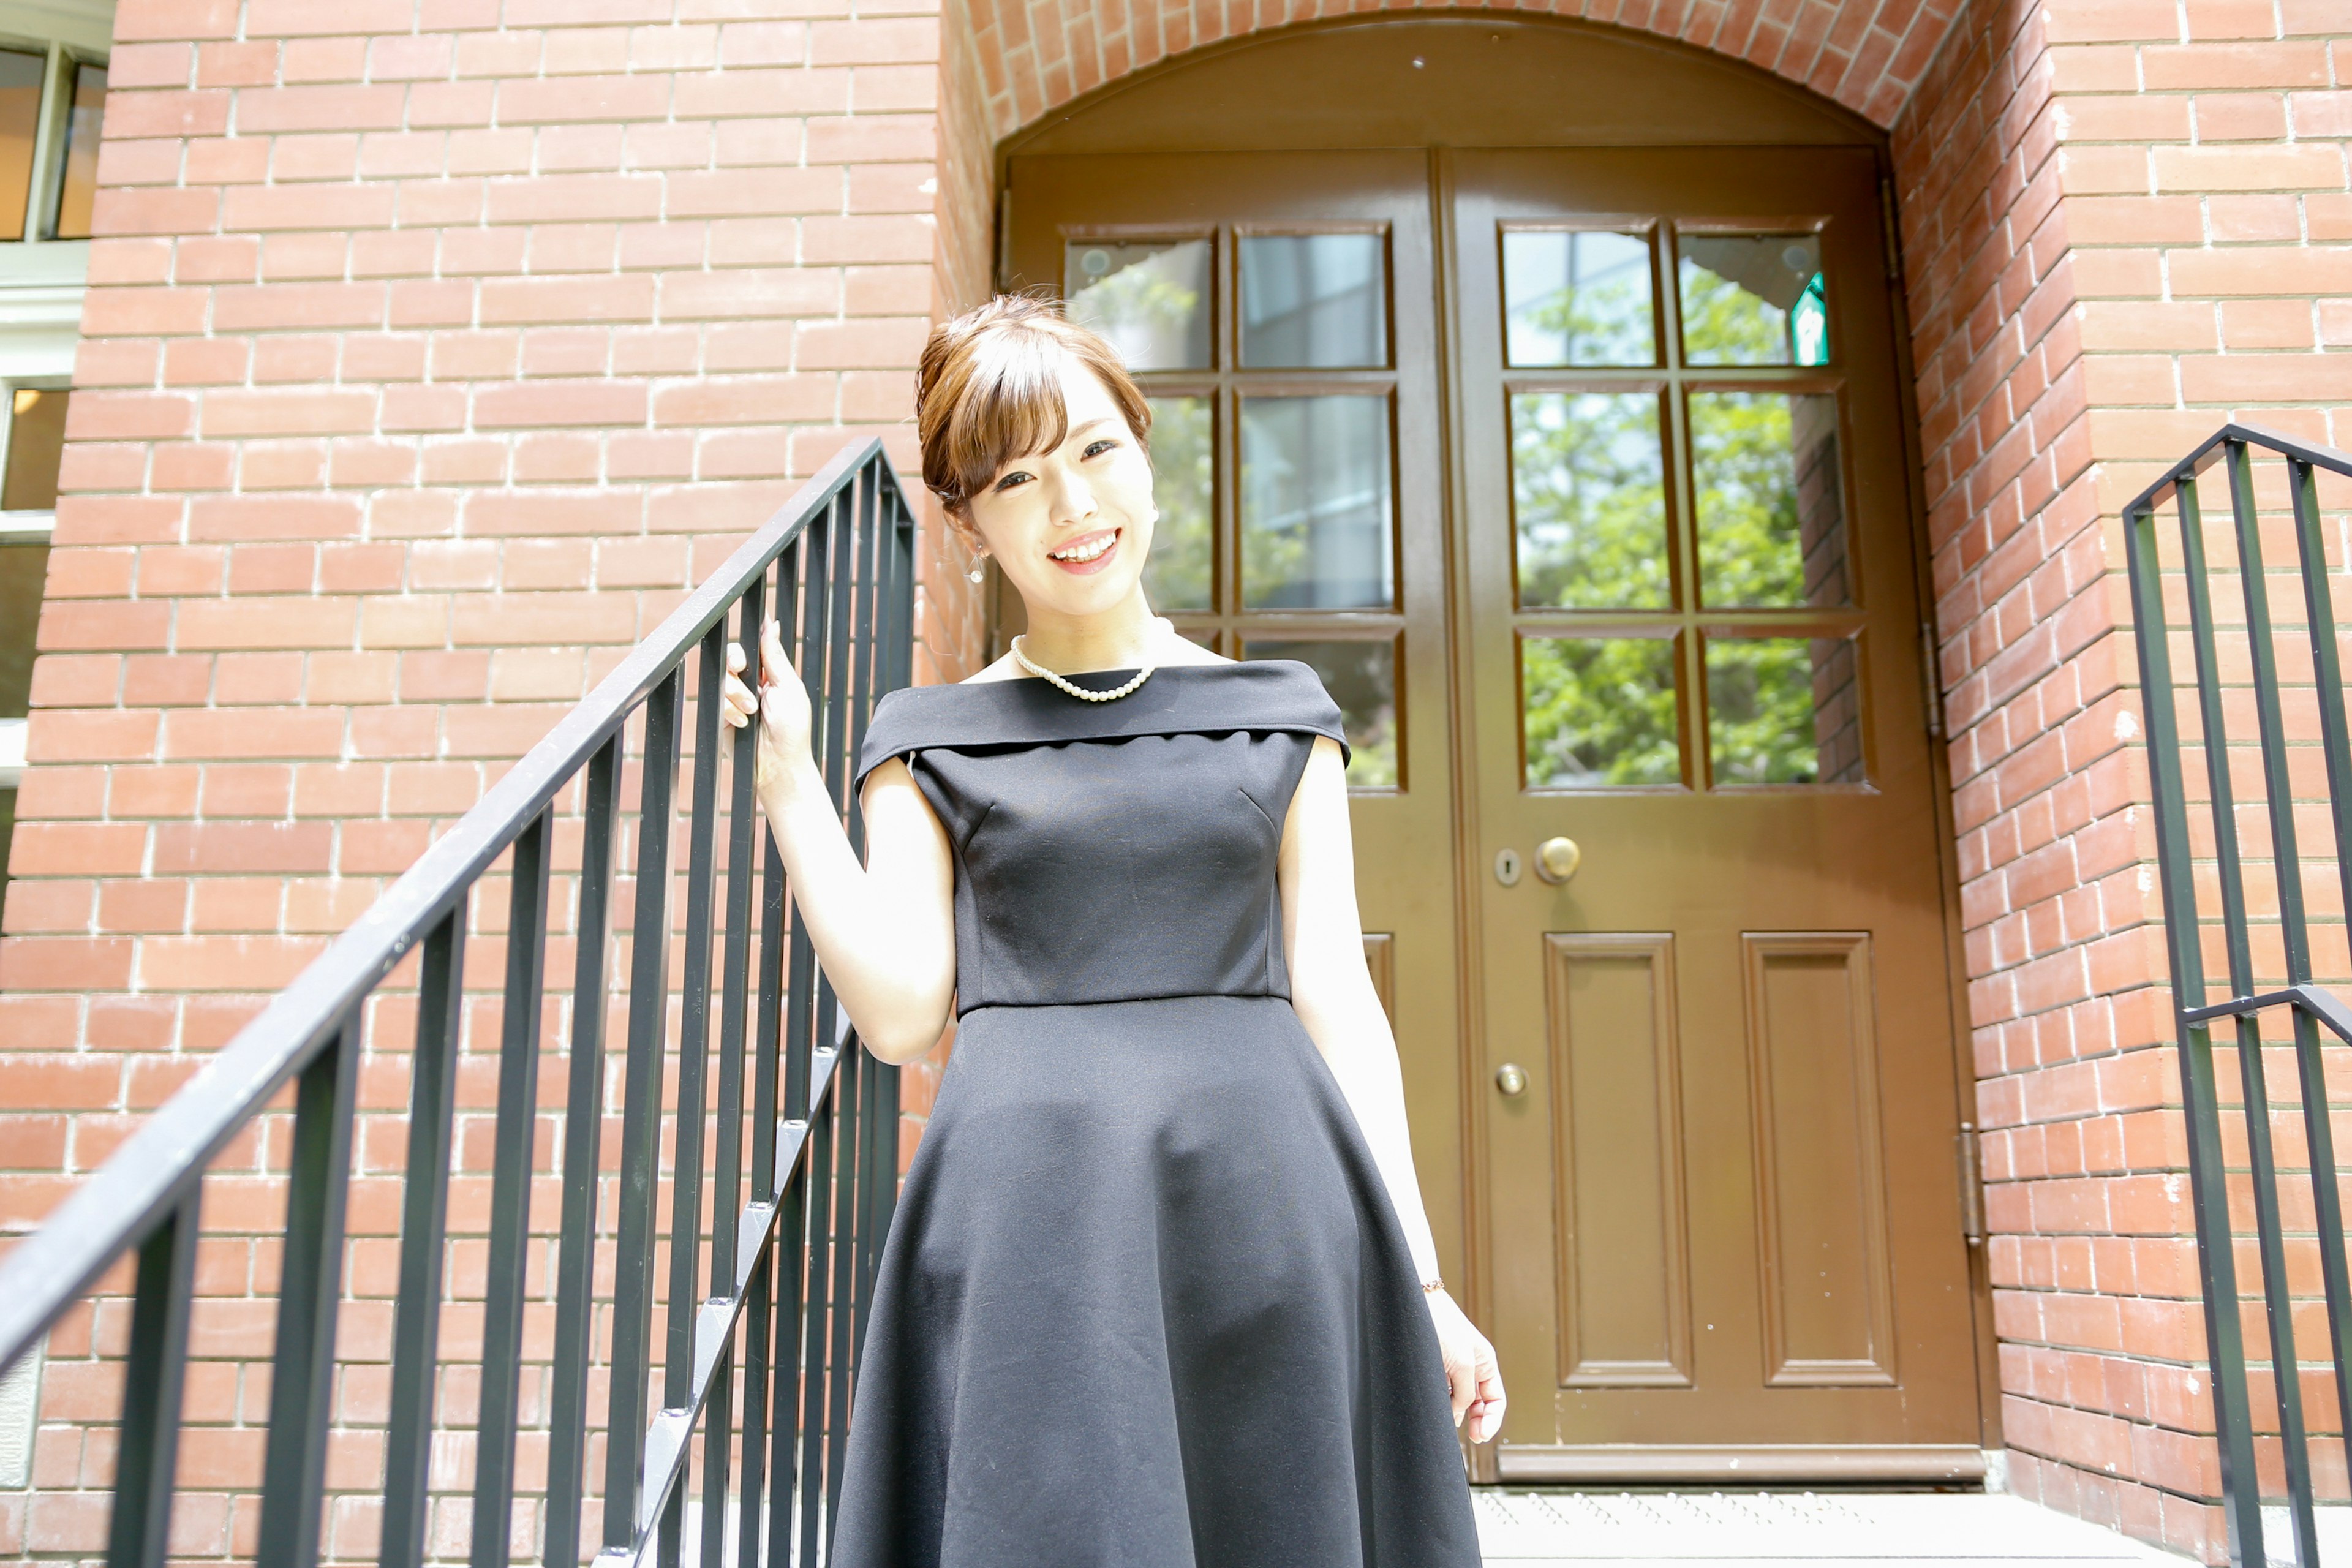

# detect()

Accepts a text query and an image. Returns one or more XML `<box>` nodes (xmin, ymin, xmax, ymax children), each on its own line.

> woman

<box><xmin>720</xmin><ymin>295</ymin><xmax>1502</xmax><ymax>1567</ymax></box>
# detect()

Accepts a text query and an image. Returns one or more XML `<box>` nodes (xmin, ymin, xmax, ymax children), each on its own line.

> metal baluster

<box><xmin>755</xmin><ymin>547</ymin><xmax>802</xmax><ymax>1566</ymax></box>
<box><xmin>672</xmin><ymin>623</ymin><xmax>731</xmax><ymax>1370</ymax></box>
<box><xmin>701</xmin><ymin>589</ymin><xmax>767</xmax><ymax>1568</ymax></box>
<box><xmin>715</xmin><ymin>578</ymin><xmax>768</xmax><ymax>1568</ymax></box>
<box><xmin>756</xmin><ymin>553</ymin><xmax>796</xmax><ymax>1189</ymax></box>
<box><xmin>256</xmin><ymin>1015</ymin><xmax>363</xmax><ymax>1568</ymax></box>
<box><xmin>546</xmin><ymin>733</ymin><xmax>624</xmax><ymax>1568</ymax></box>
<box><xmin>740</xmin><ymin>1250</ymin><xmax>777</xmax><ymax>1568</ymax></box>
<box><xmin>827</xmin><ymin>1044</ymin><xmax>865</xmax><ymax>1542</ymax></box>
<box><xmin>107</xmin><ymin>1186</ymin><xmax>200</xmax><ymax>1568</ymax></box>
<box><xmin>473</xmin><ymin>809</ymin><xmax>556</xmax><ymax>1568</ymax></box>
<box><xmin>2215</xmin><ymin>445</ymin><xmax>2325</xmax><ymax>1564</ymax></box>
<box><xmin>788</xmin><ymin>519</ymin><xmax>834</xmax><ymax>1566</ymax></box>
<box><xmin>2286</xmin><ymin>454</ymin><xmax>2352</xmax><ymax>1463</ymax></box>
<box><xmin>769</xmin><ymin>1172</ymin><xmax>808</xmax><ymax>1565</ymax></box>
<box><xmin>813</xmin><ymin>489</ymin><xmax>864</xmax><ymax>1546</ymax></box>
<box><xmin>797</xmin><ymin>1077</ymin><xmax>835</xmax><ymax>1568</ymax></box>
<box><xmin>844</xmin><ymin>467</ymin><xmax>887</xmax><ymax>1356</ymax></box>
<box><xmin>660</xmin><ymin>625</ymin><xmax>730</xmax><ymax>1568</ymax></box>
<box><xmin>824</xmin><ymin>1043</ymin><xmax>861</xmax><ymax>1531</ymax></box>
<box><xmin>607</xmin><ymin>669</ymin><xmax>687</xmax><ymax>1548</ymax></box>
<box><xmin>797</xmin><ymin>500</ymin><xmax>848</xmax><ymax>1564</ymax></box>
<box><xmin>380</xmin><ymin>899</ymin><xmax>468</xmax><ymax>1568</ymax></box>
<box><xmin>717</xmin><ymin>584</ymin><xmax>766</xmax><ymax>1286</ymax></box>
<box><xmin>2126</xmin><ymin>487</ymin><xmax>2267</xmax><ymax>1568</ymax></box>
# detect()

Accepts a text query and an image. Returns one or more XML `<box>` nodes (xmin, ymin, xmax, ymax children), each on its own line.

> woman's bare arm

<box><xmin>1280</xmin><ymin>736</ymin><xmax>1506</xmax><ymax>1443</ymax></box>
<box><xmin>723</xmin><ymin>622</ymin><xmax>958</xmax><ymax>1064</ymax></box>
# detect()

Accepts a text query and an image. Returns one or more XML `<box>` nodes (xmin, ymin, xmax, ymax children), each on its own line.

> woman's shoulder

<box><xmin>856</xmin><ymin>659</ymin><xmax>1346</xmax><ymax>787</ymax></box>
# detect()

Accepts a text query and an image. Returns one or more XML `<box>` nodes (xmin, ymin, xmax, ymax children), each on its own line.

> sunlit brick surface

<box><xmin>1894</xmin><ymin>0</ymin><xmax>2352</xmax><ymax>1555</ymax></box>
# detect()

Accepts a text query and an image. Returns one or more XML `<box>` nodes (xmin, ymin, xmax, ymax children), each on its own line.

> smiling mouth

<box><xmin>1049</xmin><ymin>529</ymin><xmax>1118</xmax><ymax>564</ymax></box>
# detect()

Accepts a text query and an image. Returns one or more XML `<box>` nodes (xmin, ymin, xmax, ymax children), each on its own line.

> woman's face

<box><xmin>960</xmin><ymin>352</ymin><xmax>1157</xmax><ymax>622</ymax></box>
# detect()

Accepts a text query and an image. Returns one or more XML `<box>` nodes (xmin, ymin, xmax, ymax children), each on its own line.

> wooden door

<box><xmin>1449</xmin><ymin>148</ymin><xmax>1983</xmax><ymax>1480</ymax></box>
<box><xmin>1003</xmin><ymin>154</ymin><xmax>1472</xmax><ymax>1268</ymax></box>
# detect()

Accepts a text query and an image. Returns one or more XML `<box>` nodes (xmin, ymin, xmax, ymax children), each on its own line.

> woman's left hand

<box><xmin>1428</xmin><ymin>1289</ymin><xmax>1505</xmax><ymax>1444</ymax></box>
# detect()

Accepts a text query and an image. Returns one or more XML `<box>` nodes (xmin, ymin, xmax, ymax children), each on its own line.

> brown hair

<box><xmin>914</xmin><ymin>295</ymin><xmax>1152</xmax><ymax>516</ymax></box>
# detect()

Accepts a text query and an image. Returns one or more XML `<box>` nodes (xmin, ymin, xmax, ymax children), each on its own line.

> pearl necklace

<box><xmin>1009</xmin><ymin>633</ymin><xmax>1156</xmax><ymax>703</ymax></box>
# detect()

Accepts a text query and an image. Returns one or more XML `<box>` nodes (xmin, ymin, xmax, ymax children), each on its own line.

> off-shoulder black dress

<box><xmin>828</xmin><ymin>660</ymin><xmax>1481</xmax><ymax>1568</ymax></box>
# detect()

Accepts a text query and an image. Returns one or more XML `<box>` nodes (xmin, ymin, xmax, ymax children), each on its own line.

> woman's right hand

<box><xmin>721</xmin><ymin>619</ymin><xmax>815</xmax><ymax>799</ymax></box>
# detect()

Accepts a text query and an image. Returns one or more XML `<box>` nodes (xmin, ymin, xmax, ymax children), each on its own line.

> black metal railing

<box><xmin>2126</xmin><ymin>423</ymin><xmax>2352</xmax><ymax>1568</ymax></box>
<box><xmin>0</xmin><ymin>437</ymin><xmax>916</xmax><ymax>1567</ymax></box>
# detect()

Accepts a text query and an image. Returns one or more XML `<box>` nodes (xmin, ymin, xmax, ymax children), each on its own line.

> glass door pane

<box><xmin>1511</xmin><ymin>390</ymin><xmax>1670</xmax><ymax>609</ymax></box>
<box><xmin>1240</xmin><ymin>393</ymin><xmax>1395</xmax><ymax>609</ymax></box>
<box><xmin>1502</xmin><ymin>228</ymin><xmax>1657</xmax><ymax>367</ymax></box>
<box><xmin>1142</xmin><ymin>394</ymin><xmax>1213</xmax><ymax>611</ymax></box>
<box><xmin>1238</xmin><ymin>233</ymin><xmax>1389</xmax><ymax>368</ymax></box>
<box><xmin>1687</xmin><ymin>390</ymin><xmax>1848</xmax><ymax>608</ymax></box>
<box><xmin>1065</xmin><ymin>238</ymin><xmax>1213</xmax><ymax>369</ymax></box>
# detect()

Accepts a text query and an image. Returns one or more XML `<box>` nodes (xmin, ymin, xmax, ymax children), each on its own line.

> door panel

<box><xmin>1452</xmin><ymin>148</ymin><xmax>1981</xmax><ymax>1476</ymax></box>
<box><xmin>1544</xmin><ymin>933</ymin><xmax>1691</xmax><ymax>1390</ymax></box>
<box><xmin>1743</xmin><ymin>932</ymin><xmax>1894</xmax><ymax>1386</ymax></box>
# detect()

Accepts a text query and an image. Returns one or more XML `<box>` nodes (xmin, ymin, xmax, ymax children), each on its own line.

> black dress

<box><xmin>829</xmin><ymin>660</ymin><xmax>1482</xmax><ymax>1568</ymax></box>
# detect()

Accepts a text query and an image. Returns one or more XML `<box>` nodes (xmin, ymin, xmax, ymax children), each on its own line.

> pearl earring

<box><xmin>967</xmin><ymin>557</ymin><xmax>986</xmax><ymax>584</ymax></box>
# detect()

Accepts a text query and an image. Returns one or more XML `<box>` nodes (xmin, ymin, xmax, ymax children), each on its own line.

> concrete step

<box><xmin>1472</xmin><ymin>1491</ymin><xmax>2180</xmax><ymax>1564</ymax></box>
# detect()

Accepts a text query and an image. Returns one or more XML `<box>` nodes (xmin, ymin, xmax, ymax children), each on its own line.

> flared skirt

<box><xmin>826</xmin><ymin>993</ymin><xmax>1483</xmax><ymax>1568</ymax></box>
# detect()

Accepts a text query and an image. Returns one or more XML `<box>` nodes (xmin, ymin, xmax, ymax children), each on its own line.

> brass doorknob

<box><xmin>1494</xmin><ymin>1062</ymin><xmax>1529</xmax><ymax>1097</ymax></box>
<box><xmin>1536</xmin><ymin>836</ymin><xmax>1582</xmax><ymax>884</ymax></box>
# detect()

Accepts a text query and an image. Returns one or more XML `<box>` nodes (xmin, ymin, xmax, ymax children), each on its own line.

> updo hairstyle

<box><xmin>914</xmin><ymin>295</ymin><xmax>1152</xmax><ymax>516</ymax></box>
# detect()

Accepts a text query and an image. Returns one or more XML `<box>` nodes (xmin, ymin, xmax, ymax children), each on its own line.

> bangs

<box><xmin>942</xmin><ymin>328</ymin><xmax>1072</xmax><ymax>507</ymax></box>
<box><xmin>915</xmin><ymin>295</ymin><xmax>1154</xmax><ymax>513</ymax></box>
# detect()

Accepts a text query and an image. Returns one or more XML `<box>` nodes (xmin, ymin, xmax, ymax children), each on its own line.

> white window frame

<box><xmin>0</xmin><ymin>2</ymin><xmax>108</xmax><ymax>290</ymax></box>
<box><xmin>0</xmin><ymin>377</ymin><xmax>66</xmax><ymax>789</ymax></box>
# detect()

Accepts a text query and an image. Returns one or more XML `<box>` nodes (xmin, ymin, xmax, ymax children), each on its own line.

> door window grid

<box><xmin>1065</xmin><ymin>227</ymin><xmax>1406</xmax><ymax>790</ymax></box>
<box><xmin>1500</xmin><ymin>222</ymin><xmax>1866</xmax><ymax>792</ymax></box>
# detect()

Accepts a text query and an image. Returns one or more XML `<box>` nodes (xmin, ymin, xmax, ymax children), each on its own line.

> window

<box><xmin>0</xmin><ymin>38</ymin><xmax>104</xmax><ymax>247</ymax></box>
<box><xmin>1501</xmin><ymin>221</ymin><xmax>1861</xmax><ymax>789</ymax></box>
<box><xmin>0</xmin><ymin>384</ymin><xmax>66</xmax><ymax>928</ymax></box>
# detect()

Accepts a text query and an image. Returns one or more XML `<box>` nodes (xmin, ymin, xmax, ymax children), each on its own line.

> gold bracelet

<box><xmin>1421</xmin><ymin>1277</ymin><xmax>1446</xmax><ymax>1294</ymax></box>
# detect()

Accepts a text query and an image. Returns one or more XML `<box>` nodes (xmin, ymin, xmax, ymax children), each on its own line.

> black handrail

<box><xmin>0</xmin><ymin>437</ymin><xmax>918</xmax><ymax>1567</ymax></box>
<box><xmin>2125</xmin><ymin>422</ymin><xmax>2352</xmax><ymax>1568</ymax></box>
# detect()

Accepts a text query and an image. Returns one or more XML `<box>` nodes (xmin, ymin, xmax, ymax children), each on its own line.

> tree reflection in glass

<box><xmin>1689</xmin><ymin>391</ymin><xmax>1845</xmax><ymax>609</ymax></box>
<box><xmin>1706</xmin><ymin>635</ymin><xmax>1863</xmax><ymax>785</ymax></box>
<box><xmin>1510</xmin><ymin>391</ymin><xmax>1669</xmax><ymax>610</ymax></box>
<box><xmin>1502</xmin><ymin>229</ymin><xmax>1656</xmax><ymax>368</ymax></box>
<box><xmin>1065</xmin><ymin>239</ymin><xmax>1213</xmax><ymax>371</ymax></box>
<box><xmin>1521</xmin><ymin>635</ymin><xmax>1681</xmax><ymax>788</ymax></box>
<box><xmin>1142</xmin><ymin>396</ymin><xmax>1212</xmax><ymax>612</ymax></box>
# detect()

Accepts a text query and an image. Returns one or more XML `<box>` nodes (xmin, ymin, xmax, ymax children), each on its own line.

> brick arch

<box><xmin>971</xmin><ymin>0</ymin><xmax>1959</xmax><ymax>138</ymax></box>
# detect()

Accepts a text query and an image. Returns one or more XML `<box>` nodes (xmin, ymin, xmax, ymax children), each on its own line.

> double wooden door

<box><xmin>1005</xmin><ymin>145</ymin><xmax>1984</xmax><ymax>1478</ymax></box>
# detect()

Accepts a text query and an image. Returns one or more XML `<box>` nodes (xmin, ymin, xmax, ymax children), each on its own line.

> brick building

<box><xmin>0</xmin><ymin>0</ymin><xmax>2345</xmax><ymax>1559</ymax></box>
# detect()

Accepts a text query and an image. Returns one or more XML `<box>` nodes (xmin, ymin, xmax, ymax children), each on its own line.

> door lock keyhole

<box><xmin>1493</xmin><ymin>848</ymin><xmax>1523</xmax><ymax>886</ymax></box>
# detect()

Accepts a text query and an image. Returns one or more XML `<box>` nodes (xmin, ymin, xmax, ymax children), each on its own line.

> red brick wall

<box><xmin>1894</xmin><ymin>0</ymin><xmax>2352</xmax><ymax>1549</ymax></box>
<box><xmin>0</xmin><ymin>2</ymin><xmax>987</xmax><ymax>1554</ymax></box>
